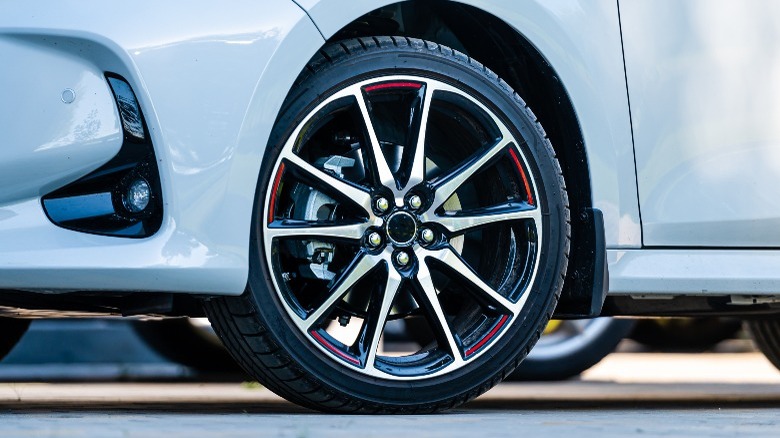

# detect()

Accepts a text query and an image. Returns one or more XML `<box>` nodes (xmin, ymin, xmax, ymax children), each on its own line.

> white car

<box><xmin>3</xmin><ymin>0</ymin><xmax>780</xmax><ymax>413</ymax></box>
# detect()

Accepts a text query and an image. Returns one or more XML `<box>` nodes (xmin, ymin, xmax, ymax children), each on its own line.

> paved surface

<box><xmin>1</xmin><ymin>352</ymin><xmax>780</xmax><ymax>437</ymax></box>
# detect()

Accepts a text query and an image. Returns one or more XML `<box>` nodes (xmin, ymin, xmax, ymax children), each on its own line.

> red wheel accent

<box><xmin>310</xmin><ymin>330</ymin><xmax>361</xmax><ymax>366</ymax></box>
<box><xmin>509</xmin><ymin>148</ymin><xmax>533</xmax><ymax>206</ymax></box>
<box><xmin>364</xmin><ymin>81</ymin><xmax>423</xmax><ymax>93</ymax></box>
<box><xmin>268</xmin><ymin>162</ymin><xmax>286</xmax><ymax>223</ymax></box>
<box><xmin>465</xmin><ymin>315</ymin><xmax>510</xmax><ymax>357</ymax></box>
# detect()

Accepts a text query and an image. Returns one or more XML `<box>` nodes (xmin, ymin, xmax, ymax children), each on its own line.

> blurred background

<box><xmin>0</xmin><ymin>316</ymin><xmax>757</xmax><ymax>383</ymax></box>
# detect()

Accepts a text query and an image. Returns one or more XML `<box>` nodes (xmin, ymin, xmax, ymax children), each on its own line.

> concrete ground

<box><xmin>1</xmin><ymin>351</ymin><xmax>779</xmax><ymax>437</ymax></box>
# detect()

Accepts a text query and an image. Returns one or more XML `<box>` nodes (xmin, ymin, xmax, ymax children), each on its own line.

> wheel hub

<box><xmin>385</xmin><ymin>211</ymin><xmax>417</xmax><ymax>246</ymax></box>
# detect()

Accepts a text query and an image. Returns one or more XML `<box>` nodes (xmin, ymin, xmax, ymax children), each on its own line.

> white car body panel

<box><xmin>609</xmin><ymin>249</ymin><xmax>780</xmax><ymax>296</ymax></box>
<box><xmin>0</xmin><ymin>37</ymin><xmax>122</xmax><ymax>204</ymax></box>
<box><xmin>0</xmin><ymin>0</ymin><xmax>776</xmax><ymax>300</ymax></box>
<box><xmin>301</xmin><ymin>0</ymin><xmax>642</xmax><ymax>249</ymax></box>
<box><xmin>623</xmin><ymin>0</ymin><xmax>780</xmax><ymax>247</ymax></box>
<box><xmin>0</xmin><ymin>0</ymin><xmax>324</xmax><ymax>293</ymax></box>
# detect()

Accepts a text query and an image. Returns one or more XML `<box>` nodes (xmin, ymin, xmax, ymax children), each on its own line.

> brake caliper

<box><xmin>289</xmin><ymin>156</ymin><xmax>356</xmax><ymax>281</ymax></box>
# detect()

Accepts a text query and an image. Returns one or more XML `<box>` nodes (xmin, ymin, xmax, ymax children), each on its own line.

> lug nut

<box><xmin>408</xmin><ymin>195</ymin><xmax>423</xmax><ymax>210</ymax></box>
<box><xmin>395</xmin><ymin>251</ymin><xmax>411</xmax><ymax>267</ymax></box>
<box><xmin>375</xmin><ymin>197</ymin><xmax>390</xmax><ymax>213</ymax></box>
<box><xmin>368</xmin><ymin>232</ymin><xmax>383</xmax><ymax>247</ymax></box>
<box><xmin>420</xmin><ymin>228</ymin><xmax>435</xmax><ymax>244</ymax></box>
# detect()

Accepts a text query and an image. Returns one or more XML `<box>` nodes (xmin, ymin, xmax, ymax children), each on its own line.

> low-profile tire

<box><xmin>0</xmin><ymin>317</ymin><xmax>30</xmax><ymax>361</ymax></box>
<box><xmin>746</xmin><ymin>319</ymin><xmax>780</xmax><ymax>370</ymax></box>
<box><xmin>205</xmin><ymin>36</ymin><xmax>570</xmax><ymax>413</ymax></box>
<box><xmin>509</xmin><ymin>318</ymin><xmax>635</xmax><ymax>381</ymax></box>
<box><xmin>132</xmin><ymin>318</ymin><xmax>240</xmax><ymax>373</ymax></box>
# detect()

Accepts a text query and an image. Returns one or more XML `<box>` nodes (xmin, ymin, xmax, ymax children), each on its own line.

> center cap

<box><xmin>386</xmin><ymin>211</ymin><xmax>417</xmax><ymax>246</ymax></box>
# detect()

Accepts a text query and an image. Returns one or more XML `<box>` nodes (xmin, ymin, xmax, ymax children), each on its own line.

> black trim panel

<box><xmin>553</xmin><ymin>208</ymin><xmax>608</xmax><ymax>318</ymax></box>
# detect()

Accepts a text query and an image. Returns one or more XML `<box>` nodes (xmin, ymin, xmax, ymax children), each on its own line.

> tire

<box><xmin>205</xmin><ymin>36</ymin><xmax>570</xmax><ymax>413</ymax></box>
<box><xmin>509</xmin><ymin>318</ymin><xmax>635</xmax><ymax>381</ymax></box>
<box><xmin>631</xmin><ymin>317</ymin><xmax>742</xmax><ymax>351</ymax></box>
<box><xmin>746</xmin><ymin>319</ymin><xmax>780</xmax><ymax>370</ymax></box>
<box><xmin>132</xmin><ymin>318</ymin><xmax>240</xmax><ymax>373</ymax></box>
<box><xmin>0</xmin><ymin>317</ymin><xmax>30</xmax><ymax>361</ymax></box>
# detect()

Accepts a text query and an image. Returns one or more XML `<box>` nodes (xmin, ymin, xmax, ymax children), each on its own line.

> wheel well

<box><xmin>330</xmin><ymin>1</ymin><xmax>602</xmax><ymax>316</ymax></box>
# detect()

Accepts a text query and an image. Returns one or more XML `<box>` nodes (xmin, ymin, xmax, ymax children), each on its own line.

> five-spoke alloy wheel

<box><xmin>206</xmin><ymin>37</ymin><xmax>570</xmax><ymax>413</ymax></box>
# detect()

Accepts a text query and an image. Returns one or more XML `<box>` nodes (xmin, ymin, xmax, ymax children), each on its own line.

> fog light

<box><xmin>123</xmin><ymin>178</ymin><xmax>151</xmax><ymax>213</ymax></box>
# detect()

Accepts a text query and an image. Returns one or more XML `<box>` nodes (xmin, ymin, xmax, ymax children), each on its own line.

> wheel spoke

<box><xmin>435</xmin><ymin>202</ymin><xmax>539</xmax><ymax>234</ymax></box>
<box><xmin>414</xmin><ymin>260</ymin><xmax>465</xmax><ymax>363</ymax></box>
<box><xmin>404</xmin><ymin>87</ymin><xmax>433</xmax><ymax>190</ymax></box>
<box><xmin>429</xmin><ymin>137</ymin><xmax>512</xmax><ymax>211</ymax></box>
<box><xmin>355</xmin><ymin>91</ymin><xmax>397</xmax><ymax>191</ymax></box>
<box><xmin>284</xmin><ymin>153</ymin><xmax>373</xmax><ymax>215</ymax></box>
<box><xmin>298</xmin><ymin>253</ymin><xmax>381</xmax><ymax>331</ymax></box>
<box><xmin>360</xmin><ymin>268</ymin><xmax>403</xmax><ymax>369</ymax></box>
<box><xmin>266</xmin><ymin>220</ymin><xmax>368</xmax><ymax>241</ymax></box>
<box><xmin>434</xmin><ymin>247</ymin><xmax>516</xmax><ymax>315</ymax></box>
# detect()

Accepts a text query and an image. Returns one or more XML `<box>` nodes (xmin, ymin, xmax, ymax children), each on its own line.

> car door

<box><xmin>621</xmin><ymin>0</ymin><xmax>780</xmax><ymax>246</ymax></box>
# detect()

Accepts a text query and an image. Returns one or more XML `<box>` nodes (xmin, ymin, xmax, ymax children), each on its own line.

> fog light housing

<box><xmin>42</xmin><ymin>73</ymin><xmax>163</xmax><ymax>238</ymax></box>
<box><xmin>123</xmin><ymin>178</ymin><xmax>151</xmax><ymax>213</ymax></box>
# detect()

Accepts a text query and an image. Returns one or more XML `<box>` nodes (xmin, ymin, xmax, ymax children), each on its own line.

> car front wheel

<box><xmin>205</xmin><ymin>37</ymin><xmax>570</xmax><ymax>413</ymax></box>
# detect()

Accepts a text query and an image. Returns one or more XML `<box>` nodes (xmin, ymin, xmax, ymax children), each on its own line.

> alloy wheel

<box><xmin>263</xmin><ymin>75</ymin><xmax>543</xmax><ymax>380</ymax></box>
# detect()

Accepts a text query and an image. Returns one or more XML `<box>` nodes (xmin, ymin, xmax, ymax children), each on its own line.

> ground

<box><xmin>1</xmin><ymin>351</ymin><xmax>779</xmax><ymax>437</ymax></box>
